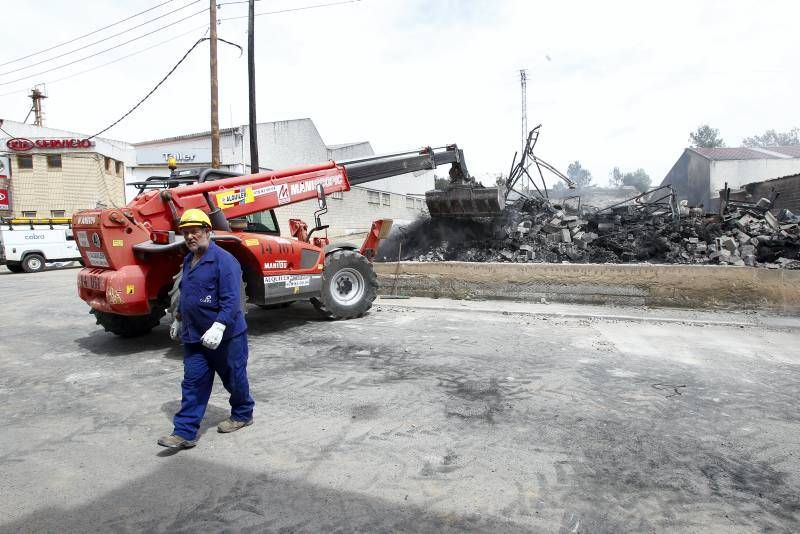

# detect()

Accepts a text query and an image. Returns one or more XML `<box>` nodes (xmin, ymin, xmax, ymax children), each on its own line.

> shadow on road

<box><xmin>159</xmin><ymin>400</ymin><xmax>231</xmax><ymax>440</ymax></box>
<box><xmin>73</xmin><ymin>302</ymin><xmax>364</xmax><ymax>357</ymax></box>
<box><xmin>0</xmin><ymin>457</ymin><xmax>528</xmax><ymax>532</ymax></box>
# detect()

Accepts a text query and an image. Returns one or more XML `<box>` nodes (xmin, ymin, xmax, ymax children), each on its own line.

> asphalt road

<box><xmin>1</xmin><ymin>267</ymin><xmax>799</xmax><ymax>533</ymax></box>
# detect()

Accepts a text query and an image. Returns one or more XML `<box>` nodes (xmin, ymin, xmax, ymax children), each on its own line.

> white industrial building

<box><xmin>130</xmin><ymin>118</ymin><xmax>433</xmax><ymax>237</ymax></box>
<box><xmin>660</xmin><ymin>146</ymin><xmax>800</xmax><ymax>209</ymax></box>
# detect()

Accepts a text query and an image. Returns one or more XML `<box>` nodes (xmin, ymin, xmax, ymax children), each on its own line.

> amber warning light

<box><xmin>150</xmin><ymin>230</ymin><xmax>175</xmax><ymax>245</ymax></box>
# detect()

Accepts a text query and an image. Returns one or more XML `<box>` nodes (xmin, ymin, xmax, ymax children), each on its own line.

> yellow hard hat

<box><xmin>178</xmin><ymin>208</ymin><xmax>211</xmax><ymax>229</ymax></box>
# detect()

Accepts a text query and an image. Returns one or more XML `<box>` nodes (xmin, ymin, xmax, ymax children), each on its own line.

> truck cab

<box><xmin>1</xmin><ymin>217</ymin><xmax>81</xmax><ymax>273</ymax></box>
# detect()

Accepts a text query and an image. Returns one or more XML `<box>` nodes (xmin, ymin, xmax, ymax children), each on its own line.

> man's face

<box><xmin>182</xmin><ymin>226</ymin><xmax>210</xmax><ymax>253</ymax></box>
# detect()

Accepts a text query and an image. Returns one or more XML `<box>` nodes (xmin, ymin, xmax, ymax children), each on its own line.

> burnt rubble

<box><xmin>378</xmin><ymin>190</ymin><xmax>800</xmax><ymax>269</ymax></box>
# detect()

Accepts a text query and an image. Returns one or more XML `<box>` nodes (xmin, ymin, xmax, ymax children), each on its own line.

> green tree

<box><xmin>621</xmin><ymin>168</ymin><xmax>651</xmax><ymax>193</ymax></box>
<box><xmin>566</xmin><ymin>161</ymin><xmax>593</xmax><ymax>188</ymax></box>
<box><xmin>609</xmin><ymin>167</ymin><xmax>623</xmax><ymax>188</ymax></box>
<box><xmin>434</xmin><ymin>176</ymin><xmax>449</xmax><ymax>191</ymax></box>
<box><xmin>689</xmin><ymin>124</ymin><xmax>725</xmax><ymax>148</ymax></box>
<box><xmin>742</xmin><ymin>128</ymin><xmax>800</xmax><ymax>147</ymax></box>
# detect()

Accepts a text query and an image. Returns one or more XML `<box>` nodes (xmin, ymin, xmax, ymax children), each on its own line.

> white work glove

<box><xmin>169</xmin><ymin>319</ymin><xmax>182</xmax><ymax>341</ymax></box>
<box><xmin>201</xmin><ymin>321</ymin><xmax>226</xmax><ymax>350</ymax></box>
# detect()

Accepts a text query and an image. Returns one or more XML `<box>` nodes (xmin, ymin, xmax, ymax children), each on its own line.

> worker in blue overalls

<box><xmin>158</xmin><ymin>209</ymin><xmax>254</xmax><ymax>449</ymax></box>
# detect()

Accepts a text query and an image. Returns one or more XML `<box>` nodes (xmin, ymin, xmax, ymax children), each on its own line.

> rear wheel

<box><xmin>311</xmin><ymin>250</ymin><xmax>377</xmax><ymax>319</ymax></box>
<box><xmin>91</xmin><ymin>305</ymin><xmax>166</xmax><ymax>337</ymax></box>
<box><xmin>6</xmin><ymin>263</ymin><xmax>23</xmax><ymax>273</ymax></box>
<box><xmin>22</xmin><ymin>254</ymin><xmax>45</xmax><ymax>273</ymax></box>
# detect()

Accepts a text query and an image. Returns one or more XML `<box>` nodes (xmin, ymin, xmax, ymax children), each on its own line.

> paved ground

<box><xmin>1</xmin><ymin>267</ymin><xmax>800</xmax><ymax>533</ymax></box>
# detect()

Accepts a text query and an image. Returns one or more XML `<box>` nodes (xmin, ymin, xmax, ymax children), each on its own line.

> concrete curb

<box><xmin>375</xmin><ymin>297</ymin><xmax>800</xmax><ymax>329</ymax></box>
<box><xmin>375</xmin><ymin>261</ymin><xmax>800</xmax><ymax>312</ymax></box>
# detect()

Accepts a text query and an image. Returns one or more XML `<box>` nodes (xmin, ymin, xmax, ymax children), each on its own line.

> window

<box><xmin>105</xmin><ymin>157</ymin><xmax>112</xmax><ymax>172</ymax></box>
<box><xmin>381</xmin><ymin>193</ymin><xmax>391</xmax><ymax>206</ymax></box>
<box><xmin>47</xmin><ymin>155</ymin><xmax>62</xmax><ymax>169</ymax></box>
<box><xmin>244</xmin><ymin>209</ymin><xmax>280</xmax><ymax>234</ymax></box>
<box><xmin>22</xmin><ymin>211</ymin><xmax>37</xmax><ymax>218</ymax></box>
<box><xmin>331</xmin><ymin>191</ymin><xmax>343</xmax><ymax>200</ymax></box>
<box><xmin>416</xmin><ymin>198</ymin><xmax>425</xmax><ymax>210</ymax></box>
<box><xmin>51</xmin><ymin>210</ymin><xmax>66</xmax><ymax>218</ymax></box>
<box><xmin>367</xmin><ymin>190</ymin><xmax>380</xmax><ymax>204</ymax></box>
<box><xmin>115</xmin><ymin>161</ymin><xmax>124</xmax><ymax>177</ymax></box>
<box><xmin>405</xmin><ymin>197</ymin><xmax>415</xmax><ymax>209</ymax></box>
<box><xmin>17</xmin><ymin>155</ymin><xmax>33</xmax><ymax>169</ymax></box>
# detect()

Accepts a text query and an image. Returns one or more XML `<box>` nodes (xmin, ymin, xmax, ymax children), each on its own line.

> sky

<box><xmin>0</xmin><ymin>0</ymin><xmax>798</xmax><ymax>187</ymax></box>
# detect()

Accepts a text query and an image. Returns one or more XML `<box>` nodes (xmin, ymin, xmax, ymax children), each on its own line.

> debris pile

<box><xmin>378</xmin><ymin>190</ymin><xmax>800</xmax><ymax>269</ymax></box>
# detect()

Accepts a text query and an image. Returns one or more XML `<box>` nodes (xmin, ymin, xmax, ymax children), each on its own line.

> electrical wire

<box><xmin>0</xmin><ymin>1</ymin><xmax>202</xmax><ymax>77</ymax></box>
<box><xmin>0</xmin><ymin>0</ymin><xmax>178</xmax><ymax>68</ymax></box>
<box><xmin>0</xmin><ymin>24</ymin><xmax>210</xmax><ymax>98</ymax></box>
<box><xmin>88</xmin><ymin>37</ymin><xmax>242</xmax><ymax>139</ymax></box>
<box><xmin>219</xmin><ymin>0</ymin><xmax>361</xmax><ymax>21</ymax></box>
<box><xmin>0</xmin><ymin>7</ymin><xmax>210</xmax><ymax>87</ymax></box>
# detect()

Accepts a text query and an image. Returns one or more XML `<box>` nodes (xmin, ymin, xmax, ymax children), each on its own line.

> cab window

<box><xmin>244</xmin><ymin>210</ymin><xmax>279</xmax><ymax>235</ymax></box>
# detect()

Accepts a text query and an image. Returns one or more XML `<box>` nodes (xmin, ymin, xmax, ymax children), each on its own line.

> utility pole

<box><xmin>247</xmin><ymin>0</ymin><xmax>259</xmax><ymax>174</ymax></box>
<box><xmin>210</xmin><ymin>0</ymin><xmax>220</xmax><ymax>168</ymax></box>
<box><xmin>29</xmin><ymin>86</ymin><xmax>47</xmax><ymax>126</ymax></box>
<box><xmin>519</xmin><ymin>69</ymin><xmax>527</xmax><ymax>156</ymax></box>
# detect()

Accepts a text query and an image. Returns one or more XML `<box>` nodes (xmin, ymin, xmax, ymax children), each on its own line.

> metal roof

<box><xmin>133</xmin><ymin>126</ymin><xmax>239</xmax><ymax>146</ymax></box>
<box><xmin>769</xmin><ymin>145</ymin><xmax>800</xmax><ymax>158</ymax></box>
<box><xmin>689</xmin><ymin>146</ymin><xmax>800</xmax><ymax>161</ymax></box>
<box><xmin>689</xmin><ymin>147</ymin><xmax>781</xmax><ymax>160</ymax></box>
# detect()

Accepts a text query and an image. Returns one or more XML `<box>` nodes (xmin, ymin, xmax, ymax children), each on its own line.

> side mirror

<box><xmin>316</xmin><ymin>184</ymin><xmax>327</xmax><ymax>209</ymax></box>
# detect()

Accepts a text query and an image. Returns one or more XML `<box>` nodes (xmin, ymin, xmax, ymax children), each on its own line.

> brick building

<box><xmin>0</xmin><ymin>120</ymin><xmax>132</xmax><ymax>218</ymax></box>
<box><xmin>723</xmin><ymin>173</ymin><xmax>800</xmax><ymax>214</ymax></box>
<box><xmin>130</xmin><ymin>118</ymin><xmax>432</xmax><ymax>238</ymax></box>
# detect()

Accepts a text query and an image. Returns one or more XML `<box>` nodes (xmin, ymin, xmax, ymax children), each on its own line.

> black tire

<box><xmin>6</xmin><ymin>263</ymin><xmax>23</xmax><ymax>273</ymax></box>
<box><xmin>22</xmin><ymin>253</ymin><xmax>46</xmax><ymax>273</ymax></box>
<box><xmin>311</xmin><ymin>249</ymin><xmax>377</xmax><ymax>319</ymax></box>
<box><xmin>91</xmin><ymin>306</ymin><xmax>166</xmax><ymax>337</ymax></box>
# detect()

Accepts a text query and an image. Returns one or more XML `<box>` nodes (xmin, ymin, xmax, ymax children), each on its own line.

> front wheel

<box><xmin>22</xmin><ymin>254</ymin><xmax>46</xmax><ymax>273</ymax></box>
<box><xmin>311</xmin><ymin>250</ymin><xmax>377</xmax><ymax>319</ymax></box>
<box><xmin>91</xmin><ymin>305</ymin><xmax>166</xmax><ymax>337</ymax></box>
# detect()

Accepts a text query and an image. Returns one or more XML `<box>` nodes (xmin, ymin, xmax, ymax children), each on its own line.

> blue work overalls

<box><xmin>172</xmin><ymin>241</ymin><xmax>253</xmax><ymax>441</ymax></box>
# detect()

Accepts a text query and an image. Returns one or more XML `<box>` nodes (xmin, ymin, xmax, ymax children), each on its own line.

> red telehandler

<box><xmin>73</xmin><ymin>144</ymin><xmax>502</xmax><ymax>336</ymax></box>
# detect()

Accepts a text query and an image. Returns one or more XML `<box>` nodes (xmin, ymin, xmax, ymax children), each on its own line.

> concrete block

<box><xmin>765</xmin><ymin>211</ymin><xmax>779</xmax><ymax>230</ymax></box>
<box><xmin>736</xmin><ymin>231</ymin><xmax>751</xmax><ymax>244</ymax></box>
<box><xmin>561</xmin><ymin>229</ymin><xmax>572</xmax><ymax>243</ymax></box>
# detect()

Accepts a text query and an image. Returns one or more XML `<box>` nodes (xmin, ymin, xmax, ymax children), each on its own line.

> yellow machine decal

<box><xmin>245</xmin><ymin>238</ymin><xmax>259</xmax><ymax>246</ymax></box>
<box><xmin>112</xmin><ymin>239</ymin><xmax>124</xmax><ymax>247</ymax></box>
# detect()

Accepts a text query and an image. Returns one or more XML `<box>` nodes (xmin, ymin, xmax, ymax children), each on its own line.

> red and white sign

<box><xmin>0</xmin><ymin>189</ymin><xmax>9</xmax><ymax>210</ymax></box>
<box><xmin>5</xmin><ymin>137</ymin><xmax>95</xmax><ymax>151</ymax></box>
<box><xmin>277</xmin><ymin>183</ymin><xmax>290</xmax><ymax>205</ymax></box>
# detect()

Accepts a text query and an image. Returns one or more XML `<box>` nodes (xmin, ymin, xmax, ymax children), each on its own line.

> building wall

<box><xmin>8</xmin><ymin>152</ymin><xmax>125</xmax><ymax>217</ymax></box>
<box><xmin>734</xmin><ymin>174</ymin><xmax>800</xmax><ymax>214</ymax></box>
<box><xmin>273</xmin><ymin>186</ymin><xmax>427</xmax><ymax>239</ymax></box>
<box><xmin>709</xmin><ymin>158</ymin><xmax>800</xmax><ymax>198</ymax></box>
<box><xmin>660</xmin><ymin>150</ymin><xmax>712</xmax><ymax>207</ymax></box>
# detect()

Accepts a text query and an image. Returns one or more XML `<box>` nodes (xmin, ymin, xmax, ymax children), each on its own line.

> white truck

<box><xmin>0</xmin><ymin>218</ymin><xmax>82</xmax><ymax>273</ymax></box>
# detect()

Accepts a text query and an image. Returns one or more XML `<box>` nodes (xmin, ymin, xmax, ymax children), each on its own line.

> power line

<box><xmin>219</xmin><ymin>0</ymin><xmax>361</xmax><ymax>22</ymax></box>
<box><xmin>0</xmin><ymin>1</ymin><xmax>202</xmax><ymax>78</ymax></box>
<box><xmin>89</xmin><ymin>37</ymin><xmax>242</xmax><ymax>139</ymax></box>
<box><xmin>0</xmin><ymin>0</ymin><xmax>178</xmax><ymax>68</ymax></box>
<box><xmin>0</xmin><ymin>24</ymin><xmax>210</xmax><ymax>98</ymax></box>
<box><xmin>0</xmin><ymin>7</ymin><xmax>210</xmax><ymax>87</ymax></box>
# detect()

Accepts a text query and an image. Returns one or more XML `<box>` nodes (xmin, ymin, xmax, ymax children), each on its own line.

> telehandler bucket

<box><xmin>425</xmin><ymin>184</ymin><xmax>504</xmax><ymax>218</ymax></box>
